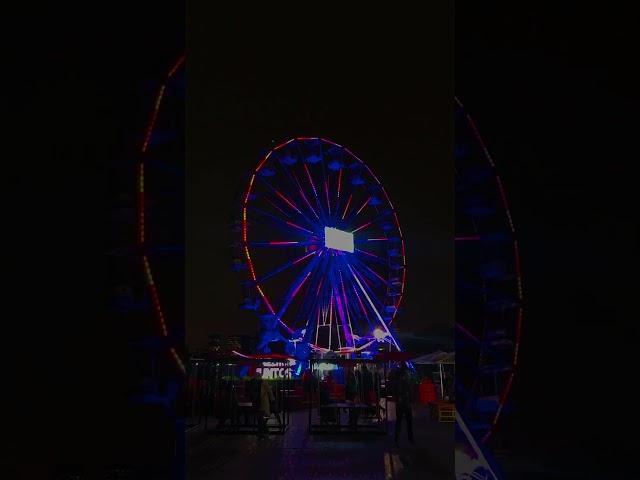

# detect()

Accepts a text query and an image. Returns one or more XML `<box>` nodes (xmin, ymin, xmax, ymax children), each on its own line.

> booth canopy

<box><xmin>373</xmin><ymin>351</ymin><xmax>421</xmax><ymax>362</ymax></box>
<box><xmin>412</xmin><ymin>351</ymin><xmax>454</xmax><ymax>365</ymax></box>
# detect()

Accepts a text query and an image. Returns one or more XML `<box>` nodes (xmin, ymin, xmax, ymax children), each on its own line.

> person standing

<box><xmin>346</xmin><ymin>366</ymin><xmax>361</xmax><ymax>426</ymax></box>
<box><xmin>301</xmin><ymin>368</ymin><xmax>313</xmax><ymax>395</ymax></box>
<box><xmin>216</xmin><ymin>380</ymin><xmax>238</xmax><ymax>429</ymax></box>
<box><xmin>392</xmin><ymin>362</ymin><xmax>414</xmax><ymax>444</ymax></box>
<box><xmin>318</xmin><ymin>378</ymin><xmax>332</xmax><ymax>424</ymax></box>
<box><xmin>256</xmin><ymin>372</ymin><xmax>275</xmax><ymax>439</ymax></box>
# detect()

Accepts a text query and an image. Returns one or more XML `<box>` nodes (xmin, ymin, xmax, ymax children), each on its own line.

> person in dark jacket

<box><xmin>346</xmin><ymin>366</ymin><xmax>361</xmax><ymax>426</ymax></box>
<box><xmin>301</xmin><ymin>368</ymin><xmax>313</xmax><ymax>395</ymax></box>
<box><xmin>391</xmin><ymin>362</ymin><xmax>414</xmax><ymax>444</ymax></box>
<box><xmin>216</xmin><ymin>380</ymin><xmax>238</xmax><ymax>429</ymax></box>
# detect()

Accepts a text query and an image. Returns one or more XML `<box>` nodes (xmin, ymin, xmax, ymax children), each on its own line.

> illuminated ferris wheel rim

<box><xmin>454</xmin><ymin>97</ymin><xmax>523</xmax><ymax>444</ymax></box>
<box><xmin>137</xmin><ymin>54</ymin><xmax>186</xmax><ymax>373</ymax></box>
<box><xmin>454</xmin><ymin>97</ymin><xmax>523</xmax><ymax>362</ymax></box>
<box><xmin>240</xmin><ymin>137</ymin><xmax>407</xmax><ymax>354</ymax></box>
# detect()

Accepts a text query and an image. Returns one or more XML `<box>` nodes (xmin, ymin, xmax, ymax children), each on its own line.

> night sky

<box><xmin>187</xmin><ymin>7</ymin><xmax>454</xmax><ymax>351</ymax></box>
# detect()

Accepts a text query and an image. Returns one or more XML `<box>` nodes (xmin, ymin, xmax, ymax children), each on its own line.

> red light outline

<box><xmin>138</xmin><ymin>57</ymin><xmax>185</xmax><ymax>374</ymax></box>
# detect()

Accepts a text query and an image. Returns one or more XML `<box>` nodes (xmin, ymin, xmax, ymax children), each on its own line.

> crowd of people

<box><xmin>208</xmin><ymin>361</ymin><xmax>420</xmax><ymax>444</ymax></box>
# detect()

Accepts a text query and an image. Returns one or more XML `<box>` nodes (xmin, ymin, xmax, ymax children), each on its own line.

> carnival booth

<box><xmin>413</xmin><ymin>351</ymin><xmax>455</xmax><ymax>400</ymax></box>
<box><xmin>188</xmin><ymin>351</ymin><xmax>293</xmax><ymax>434</ymax></box>
<box><xmin>413</xmin><ymin>351</ymin><xmax>455</xmax><ymax>422</ymax></box>
<box><xmin>307</xmin><ymin>357</ymin><xmax>388</xmax><ymax>434</ymax></box>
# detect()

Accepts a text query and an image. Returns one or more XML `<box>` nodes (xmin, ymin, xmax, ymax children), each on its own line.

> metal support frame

<box><xmin>307</xmin><ymin>357</ymin><xmax>388</xmax><ymax>434</ymax></box>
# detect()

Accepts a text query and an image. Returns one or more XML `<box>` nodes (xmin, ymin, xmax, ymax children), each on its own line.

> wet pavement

<box><xmin>187</xmin><ymin>403</ymin><xmax>454</xmax><ymax>479</ymax></box>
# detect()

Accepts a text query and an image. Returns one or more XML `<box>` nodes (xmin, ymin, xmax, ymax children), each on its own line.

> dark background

<box><xmin>4</xmin><ymin>3</ymin><xmax>639</xmax><ymax>477</ymax></box>
<box><xmin>4</xmin><ymin>5</ymin><xmax>184</xmax><ymax>477</ymax></box>
<box><xmin>187</xmin><ymin>7</ymin><xmax>454</xmax><ymax>353</ymax></box>
<box><xmin>457</xmin><ymin>3</ymin><xmax>639</xmax><ymax>475</ymax></box>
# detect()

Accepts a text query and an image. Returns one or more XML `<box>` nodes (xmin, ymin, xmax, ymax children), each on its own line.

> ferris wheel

<box><xmin>136</xmin><ymin>55</ymin><xmax>186</xmax><ymax>373</ymax></box>
<box><xmin>234</xmin><ymin>138</ymin><xmax>406</xmax><ymax>356</ymax></box>
<box><xmin>455</xmin><ymin>98</ymin><xmax>523</xmax><ymax>445</ymax></box>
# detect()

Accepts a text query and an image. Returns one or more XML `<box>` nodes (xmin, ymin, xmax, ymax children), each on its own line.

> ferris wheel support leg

<box><xmin>347</xmin><ymin>264</ymin><xmax>401</xmax><ymax>352</ymax></box>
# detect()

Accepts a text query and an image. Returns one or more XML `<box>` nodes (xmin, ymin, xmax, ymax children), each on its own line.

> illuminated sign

<box><xmin>255</xmin><ymin>360</ymin><xmax>294</xmax><ymax>379</ymax></box>
<box><xmin>324</xmin><ymin>226</ymin><xmax>354</xmax><ymax>253</ymax></box>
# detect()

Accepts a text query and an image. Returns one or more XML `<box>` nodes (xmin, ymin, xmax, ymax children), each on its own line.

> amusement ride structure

<box><xmin>232</xmin><ymin>138</ymin><xmax>407</xmax><ymax>360</ymax></box>
<box><xmin>454</xmin><ymin>98</ymin><xmax>523</xmax><ymax>479</ymax></box>
<box><xmin>136</xmin><ymin>55</ymin><xmax>186</xmax><ymax>374</ymax></box>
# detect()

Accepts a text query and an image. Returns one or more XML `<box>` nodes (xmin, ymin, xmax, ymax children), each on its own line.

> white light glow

<box><xmin>316</xmin><ymin>362</ymin><xmax>339</xmax><ymax>371</ymax></box>
<box><xmin>373</xmin><ymin>328</ymin><xmax>386</xmax><ymax>341</ymax></box>
<box><xmin>324</xmin><ymin>226</ymin><xmax>354</xmax><ymax>253</ymax></box>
